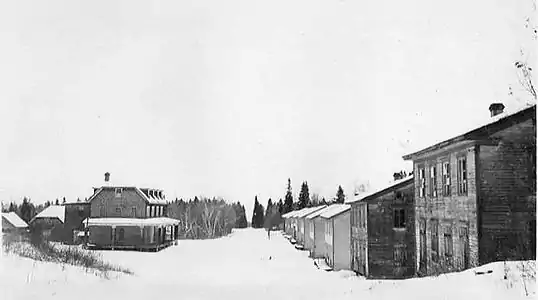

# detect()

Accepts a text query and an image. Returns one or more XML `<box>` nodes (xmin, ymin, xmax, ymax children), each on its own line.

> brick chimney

<box><xmin>104</xmin><ymin>172</ymin><xmax>110</xmax><ymax>183</ymax></box>
<box><xmin>489</xmin><ymin>103</ymin><xmax>505</xmax><ymax>117</ymax></box>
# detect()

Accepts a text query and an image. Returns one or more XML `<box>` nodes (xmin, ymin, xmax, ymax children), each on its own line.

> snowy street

<box><xmin>1</xmin><ymin>229</ymin><xmax>534</xmax><ymax>300</ymax></box>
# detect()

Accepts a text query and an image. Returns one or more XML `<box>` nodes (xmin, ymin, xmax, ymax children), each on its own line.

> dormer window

<box><xmin>115</xmin><ymin>188</ymin><xmax>123</xmax><ymax>198</ymax></box>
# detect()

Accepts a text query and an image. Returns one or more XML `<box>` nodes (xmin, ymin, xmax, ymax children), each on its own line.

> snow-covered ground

<box><xmin>1</xmin><ymin>228</ymin><xmax>535</xmax><ymax>300</ymax></box>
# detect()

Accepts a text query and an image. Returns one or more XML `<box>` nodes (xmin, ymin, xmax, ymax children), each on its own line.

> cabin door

<box><xmin>419</xmin><ymin>219</ymin><xmax>427</xmax><ymax>274</ymax></box>
<box><xmin>459</xmin><ymin>225</ymin><xmax>469</xmax><ymax>269</ymax></box>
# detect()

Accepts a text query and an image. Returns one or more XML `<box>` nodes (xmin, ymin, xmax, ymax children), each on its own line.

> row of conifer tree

<box><xmin>250</xmin><ymin>178</ymin><xmax>347</xmax><ymax>229</ymax></box>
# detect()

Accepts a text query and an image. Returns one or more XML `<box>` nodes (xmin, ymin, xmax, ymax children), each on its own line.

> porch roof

<box><xmin>83</xmin><ymin>217</ymin><xmax>180</xmax><ymax>227</ymax></box>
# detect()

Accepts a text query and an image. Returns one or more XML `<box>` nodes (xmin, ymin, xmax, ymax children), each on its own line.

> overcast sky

<box><xmin>0</xmin><ymin>0</ymin><xmax>535</xmax><ymax>216</ymax></box>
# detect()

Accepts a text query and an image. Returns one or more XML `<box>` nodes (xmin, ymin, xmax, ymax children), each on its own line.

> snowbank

<box><xmin>2</xmin><ymin>229</ymin><xmax>535</xmax><ymax>300</ymax></box>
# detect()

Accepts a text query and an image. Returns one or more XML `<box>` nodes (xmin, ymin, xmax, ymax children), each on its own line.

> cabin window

<box><xmin>99</xmin><ymin>205</ymin><xmax>106</xmax><ymax>217</ymax></box>
<box><xmin>444</xmin><ymin>226</ymin><xmax>453</xmax><ymax>257</ymax></box>
<box><xmin>131</xmin><ymin>207</ymin><xmax>136</xmax><ymax>217</ymax></box>
<box><xmin>393</xmin><ymin>208</ymin><xmax>406</xmax><ymax>228</ymax></box>
<box><xmin>431</xmin><ymin>220</ymin><xmax>439</xmax><ymax>262</ymax></box>
<box><xmin>394</xmin><ymin>244</ymin><xmax>406</xmax><ymax>267</ymax></box>
<box><xmin>160</xmin><ymin>206</ymin><xmax>163</xmax><ymax>217</ymax></box>
<box><xmin>457</xmin><ymin>156</ymin><xmax>468</xmax><ymax>195</ymax></box>
<box><xmin>309</xmin><ymin>222</ymin><xmax>314</xmax><ymax>238</ymax></box>
<box><xmin>115</xmin><ymin>188</ymin><xmax>122</xmax><ymax>198</ymax></box>
<box><xmin>418</xmin><ymin>166</ymin><xmax>426</xmax><ymax>198</ymax></box>
<box><xmin>115</xmin><ymin>207</ymin><xmax>122</xmax><ymax>216</ymax></box>
<box><xmin>146</xmin><ymin>206</ymin><xmax>150</xmax><ymax>217</ymax></box>
<box><xmin>118</xmin><ymin>228</ymin><xmax>125</xmax><ymax>241</ymax></box>
<box><xmin>442</xmin><ymin>161</ymin><xmax>451</xmax><ymax>196</ymax></box>
<box><xmin>429</xmin><ymin>165</ymin><xmax>438</xmax><ymax>197</ymax></box>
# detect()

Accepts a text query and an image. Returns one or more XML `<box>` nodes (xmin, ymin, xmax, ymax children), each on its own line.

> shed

<box><xmin>320</xmin><ymin>204</ymin><xmax>351</xmax><ymax>271</ymax></box>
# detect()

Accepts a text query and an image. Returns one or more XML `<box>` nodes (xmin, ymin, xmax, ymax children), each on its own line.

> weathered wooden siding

<box><xmin>367</xmin><ymin>182</ymin><xmax>415</xmax><ymax>278</ymax></box>
<box><xmin>323</xmin><ymin>218</ymin><xmax>334</xmax><ymax>266</ymax></box>
<box><xmin>478</xmin><ymin>138</ymin><xmax>536</xmax><ymax>263</ymax></box>
<box><xmin>312</xmin><ymin>217</ymin><xmax>326</xmax><ymax>258</ymax></box>
<box><xmin>351</xmin><ymin>202</ymin><xmax>368</xmax><ymax>275</ymax></box>
<box><xmin>413</xmin><ymin>144</ymin><xmax>479</xmax><ymax>275</ymax></box>
<box><xmin>305</xmin><ymin>218</ymin><xmax>315</xmax><ymax>251</ymax></box>
<box><xmin>333</xmin><ymin>211</ymin><xmax>351</xmax><ymax>271</ymax></box>
<box><xmin>297</xmin><ymin>218</ymin><xmax>305</xmax><ymax>245</ymax></box>
<box><xmin>90</xmin><ymin>188</ymin><xmax>166</xmax><ymax>219</ymax></box>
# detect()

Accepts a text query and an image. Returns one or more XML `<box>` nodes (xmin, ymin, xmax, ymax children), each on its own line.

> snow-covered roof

<box><xmin>319</xmin><ymin>204</ymin><xmax>350</xmax><ymax>219</ymax></box>
<box><xmin>305</xmin><ymin>206</ymin><xmax>332</xmax><ymax>220</ymax></box>
<box><xmin>87</xmin><ymin>187</ymin><xmax>168</xmax><ymax>205</ymax></box>
<box><xmin>31</xmin><ymin>205</ymin><xmax>65</xmax><ymax>223</ymax></box>
<box><xmin>403</xmin><ymin>104</ymin><xmax>536</xmax><ymax>160</ymax></box>
<box><xmin>346</xmin><ymin>176</ymin><xmax>414</xmax><ymax>204</ymax></box>
<box><xmin>2</xmin><ymin>212</ymin><xmax>28</xmax><ymax>228</ymax></box>
<box><xmin>294</xmin><ymin>206</ymin><xmax>327</xmax><ymax>219</ymax></box>
<box><xmin>282</xmin><ymin>211</ymin><xmax>298</xmax><ymax>218</ymax></box>
<box><xmin>285</xmin><ymin>208</ymin><xmax>307</xmax><ymax>218</ymax></box>
<box><xmin>84</xmin><ymin>217</ymin><xmax>180</xmax><ymax>227</ymax></box>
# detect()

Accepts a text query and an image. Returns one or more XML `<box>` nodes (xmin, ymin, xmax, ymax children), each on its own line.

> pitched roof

<box><xmin>347</xmin><ymin>176</ymin><xmax>414</xmax><ymax>204</ymax></box>
<box><xmin>87</xmin><ymin>186</ymin><xmax>168</xmax><ymax>205</ymax></box>
<box><xmin>319</xmin><ymin>204</ymin><xmax>351</xmax><ymax>219</ymax></box>
<box><xmin>31</xmin><ymin>205</ymin><xmax>65</xmax><ymax>223</ymax></box>
<box><xmin>282</xmin><ymin>211</ymin><xmax>298</xmax><ymax>218</ymax></box>
<box><xmin>305</xmin><ymin>206</ymin><xmax>332</xmax><ymax>220</ymax></box>
<box><xmin>294</xmin><ymin>206</ymin><xmax>327</xmax><ymax>218</ymax></box>
<box><xmin>2</xmin><ymin>212</ymin><xmax>28</xmax><ymax>228</ymax></box>
<box><xmin>403</xmin><ymin>104</ymin><xmax>536</xmax><ymax>160</ymax></box>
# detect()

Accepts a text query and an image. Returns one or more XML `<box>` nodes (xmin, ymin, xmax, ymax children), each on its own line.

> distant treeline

<box><xmin>167</xmin><ymin>197</ymin><xmax>248</xmax><ymax>239</ymax></box>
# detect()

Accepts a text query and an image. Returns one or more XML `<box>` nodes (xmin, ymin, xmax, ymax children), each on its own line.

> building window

<box><xmin>99</xmin><ymin>205</ymin><xmax>106</xmax><ymax>217</ymax></box>
<box><xmin>160</xmin><ymin>206</ymin><xmax>163</xmax><ymax>217</ymax></box>
<box><xmin>444</xmin><ymin>226</ymin><xmax>453</xmax><ymax>257</ymax></box>
<box><xmin>429</xmin><ymin>165</ymin><xmax>438</xmax><ymax>197</ymax></box>
<box><xmin>431</xmin><ymin>220</ymin><xmax>439</xmax><ymax>262</ymax></box>
<box><xmin>146</xmin><ymin>206</ymin><xmax>150</xmax><ymax>217</ymax></box>
<box><xmin>131</xmin><ymin>207</ymin><xmax>136</xmax><ymax>217</ymax></box>
<box><xmin>115</xmin><ymin>188</ymin><xmax>122</xmax><ymax>198</ymax></box>
<box><xmin>457</xmin><ymin>156</ymin><xmax>468</xmax><ymax>195</ymax></box>
<box><xmin>394</xmin><ymin>244</ymin><xmax>406</xmax><ymax>267</ymax></box>
<box><xmin>115</xmin><ymin>207</ymin><xmax>122</xmax><ymax>216</ymax></box>
<box><xmin>393</xmin><ymin>208</ymin><xmax>406</xmax><ymax>228</ymax></box>
<box><xmin>442</xmin><ymin>161</ymin><xmax>451</xmax><ymax>196</ymax></box>
<box><xmin>418</xmin><ymin>167</ymin><xmax>426</xmax><ymax>198</ymax></box>
<box><xmin>118</xmin><ymin>228</ymin><xmax>125</xmax><ymax>241</ymax></box>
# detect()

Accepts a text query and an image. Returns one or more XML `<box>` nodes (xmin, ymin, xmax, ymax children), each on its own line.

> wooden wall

<box><xmin>478</xmin><ymin>138</ymin><xmax>536</xmax><ymax>263</ymax></box>
<box><xmin>367</xmin><ymin>182</ymin><xmax>415</xmax><ymax>278</ymax></box>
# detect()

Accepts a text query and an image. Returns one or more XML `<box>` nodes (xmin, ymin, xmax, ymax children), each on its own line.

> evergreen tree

<box><xmin>252</xmin><ymin>196</ymin><xmax>260</xmax><ymax>228</ymax></box>
<box><xmin>335</xmin><ymin>185</ymin><xmax>345</xmax><ymax>204</ymax></box>
<box><xmin>298</xmin><ymin>181</ymin><xmax>310</xmax><ymax>209</ymax></box>
<box><xmin>62</xmin><ymin>197</ymin><xmax>66</xmax><ymax>204</ymax></box>
<box><xmin>284</xmin><ymin>178</ymin><xmax>294</xmax><ymax>214</ymax></box>
<box><xmin>55</xmin><ymin>198</ymin><xmax>60</xmax><ymax>205</ymax></box>
<box><xmin>321</xmin><ymin>197</ymin><xmax>328</xmax><ymax>205</ymax></box>
<box><xmin>19</xmin><ymin>197</ymin><xmax>35</xmax><ymax>223</ymax></box>
<box><xmin>277</xmin><ymin>199</ymin><xmax>284</xmax><ymax>214</ymax></box>
<box><xmin>8</xmin><ymin>202</ymin><xmax>16</xmax><ymax>212</ymax></box>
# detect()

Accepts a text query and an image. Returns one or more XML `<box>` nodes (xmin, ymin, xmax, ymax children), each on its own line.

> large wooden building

<box><xmin>402</xmin><ymin>103</ymin><xmax>536</xmax><ymax>276</ymax></box>
<box><xmin>349</xmin><ymin>175</ymin><xmax>415</xmax><ymax>278</ymax></box>
<box><xmin>85</xmin><ymin>173</ymin><xmax>180</xmax><ymax>251</ymax></box>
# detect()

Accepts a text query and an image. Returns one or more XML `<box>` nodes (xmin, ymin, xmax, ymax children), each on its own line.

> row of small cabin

<box><xmin>283</xmin><ymin>103</ymin><xmax>536</xmax><ymax>279</ymax></box>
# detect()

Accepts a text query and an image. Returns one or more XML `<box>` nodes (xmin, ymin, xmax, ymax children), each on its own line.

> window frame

<box><xmin>429</xmin><ymin>164</ymin><xmax>438</xmax><ymax>198</ymax></box>
<box><xmin>131</xmin><ymin>207</ymin><xmax>136</xmax><ymax>217</ymax></box>
<box><xmin>442</xmin><ymin>161</ymin><xmax>451</xmax><ymax>196</ymax></box>
<box><xmin>444</xmin><ymin>226</ymin><xmax>453</xmax><ymax>257</ymax></box>
<box><xmin>115</xmin><ymin>188</ymin><xmax>123</xmax><ymax>198</ymax></box>
<box><xmin>431</xmin><ymin>219</ymin><xmax>439</xmax><ymax>262</ymax></box>
<box><xmin>457</xmin><ymin>156</ymin><xmax>468</xmax><ymax>196</ymax></box>
<box><xmin>418</xmin><ymin>166</ymin><xmax>426</xmax><ymax>198</ymax></box>
<box><xmin>115</xmin><ymin>207</ymin><xmax>122</xmax><ymax>216</ymax></box>
<box><xmin>393</xmin><ymin>208</ymin><xmax>406</xmax><ymax>229</ymax></box>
